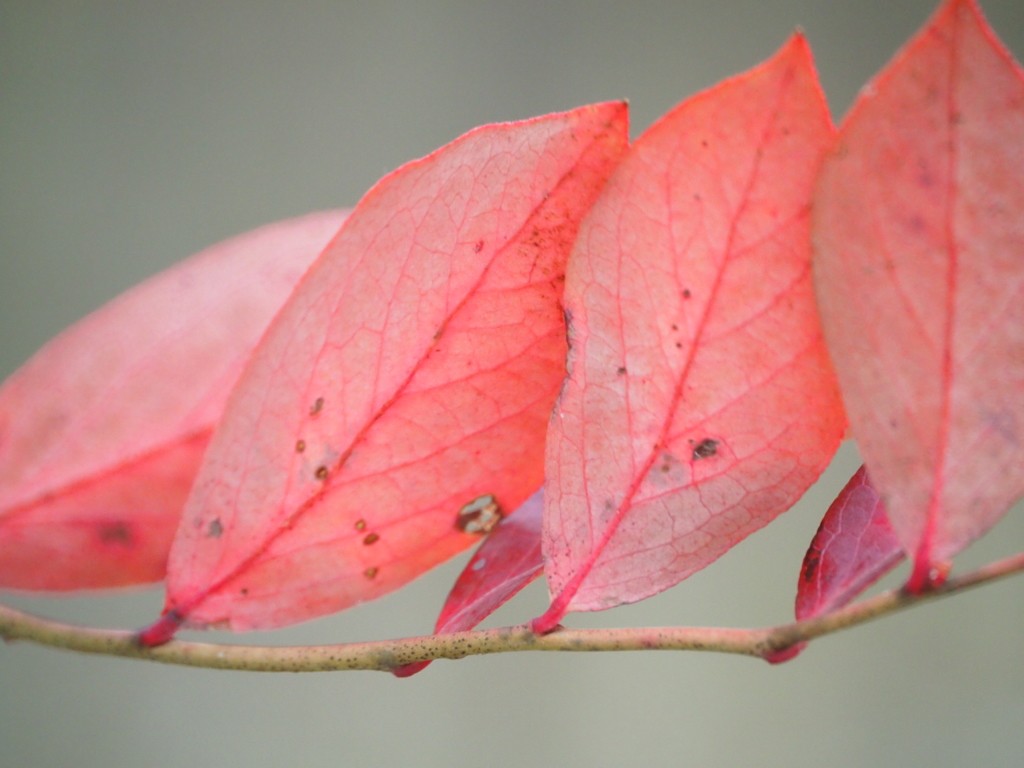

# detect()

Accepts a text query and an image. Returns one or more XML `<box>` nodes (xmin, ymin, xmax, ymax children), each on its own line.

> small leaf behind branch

<box><xmin>796</xmin><ymin>464</ymin><xmax>904</xmax><ymax>621</ymax></box>
<box><xmin>393</xmin><ymin>490</ymin><xmax>544</xmax><ymax>677</ymax></box>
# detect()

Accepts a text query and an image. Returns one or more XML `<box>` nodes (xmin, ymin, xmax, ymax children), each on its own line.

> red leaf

<box><xmin>796</xmin><ymin>465</ymin><xmax>904</xmax><ymax>621</ymax></box>
<box><xmin>151</xmin><ymin>104</ymin><xmax>629</xmax><ymax>636</ymax></box>
<box><xmin>534</xmin><ymin>36</ymin><xmax>846</xmax><ymax>633</ymax></box>
<box><xmin>813</xmin><ymin>0</ymin><xmax>1024</xmax><ymax>592</ymax></box>
<box><xmin>393</xmin><ymin>490</ymin><xmax>543</xmax><ymax>677</ymax></box>
<box><xmin>0</xmin><ymin>210</ymin><xmax>348</xmax><ymax>589</ymax></box>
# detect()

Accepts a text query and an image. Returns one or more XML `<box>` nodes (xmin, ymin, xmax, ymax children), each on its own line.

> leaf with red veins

<box><xmin>796</xmin><ymin>464</ymin><xmax>904</xmax><ymax>621</ymax></box>
<box><xmin>814</xmin><ymin>0</ymin><xmax>1024</xmax><ymax>593</ymax></box>
<box><xmin>535</xmin><ymin>36</ymin><xmax>846</xmax><ymax>632</ymax></box>
<box><xmin>0</xmin><ymin>210</ymin><xmax>348</xmax><ymax>590</ymax></box>
<box><xmin>150</xmin><ymin>104</ymin><xmax>628</xmax><ymax>637</ymax></box>
<box><xmin>393</xmin><ymin>489</ymin><xmax>543</xmax><ymax>677</ymax></box>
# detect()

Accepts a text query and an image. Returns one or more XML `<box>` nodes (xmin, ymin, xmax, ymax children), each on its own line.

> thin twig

<box><xmin>2</xmin><ymin>550</ymin><xmax>1022</xmax><ymax>673</ymax></box>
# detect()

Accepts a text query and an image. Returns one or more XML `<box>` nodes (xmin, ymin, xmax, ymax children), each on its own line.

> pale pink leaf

<box><xmin>536</xmin><ymin>36</ymin><xmax>846</xmax><ymax>631</ymax></box>
<box><xmin>151</xmin><ymin>104</ymin><xmax>628</xmax><ymax>636</ymax></box>
<box><xmin>0</xmin><ymin>210</ymin><xmax>347</xmax><ymax>589</ymax></box>
<box><xmin>813</xmin><ymin>0</ymin><xmax>1024</xmax><ymax>591</ymax></box>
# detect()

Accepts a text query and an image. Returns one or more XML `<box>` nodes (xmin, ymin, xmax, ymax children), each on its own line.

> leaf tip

<box><xmin>391</xmin><ymin>660</ymin><xmax>430</xmax><ymax>678</ymax></box>
<box><xmin>763</xmin><ymin>642</ymin><xmax>806</xmax><ymax>665</ymax></box>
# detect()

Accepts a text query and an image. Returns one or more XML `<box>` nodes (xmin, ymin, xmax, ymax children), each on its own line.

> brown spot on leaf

<box><xmin>364</xmin><ymin>567</ymin><xmax>378</xmax><ymax>579</ymax></box>
<box><xmin>315</xmin><ymin>465</ymin><xmax>329</xmax><ymax>481</ymax></box>
<box><xmin>363</xmin><ymin>532</ymin><xmax>379</xmax><ymax>545</ymax></box>
<box><xmin>802</xmin><ymin>551</ymin><xmax>821</xmax><ymax>583</ymax></box>
<box><xmin>683</xmin><ymin>289</ymin><xmax>691</xmax><ymax>299</ymax></box>
<box><xmin>354</xmin><ymin>519</ymin><xmax>367</xmax><ymax>531</ymax></box>
<box><xmin>295</xmin><ymin>440</ymin><xmax>306</xmax><ymax>453</ymax></box>
<box><xmin>310</xmin><ymin>397</ymin><xmax>324</xmax><ymax>416</ymax></box>
<box><xmin>456</xmin><ymin>494</ymin><xmax>503</xmax><ymax>534</ymax></box>
<box><xmin>98</xmin><ymin>522</ymin><xmax>132</xmax><ymax>545</ymax></box>
<box><xmin>474</xmin><ymin>240</ymin><xmax>484</xmax><ymax>253</ymax></box>
<box><xmin>207</xmin><ymin>518</ymin><xmax>223</xmax><ymax>538</ymax></box>
<box><xmin>617</xmin><ymin>366</ymin><xmax>627</xmax><ymax>375</ymax></box>
<box><xmin>692</xmin><ymin>438</ymin><xmax>719</xmax><ymax>460</ymax></box>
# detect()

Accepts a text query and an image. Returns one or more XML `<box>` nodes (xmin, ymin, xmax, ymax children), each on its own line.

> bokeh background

<box><xmin>2</xmin><ymin>2</ymin><xmax>1023</xmax><ymax>766</ymax></box>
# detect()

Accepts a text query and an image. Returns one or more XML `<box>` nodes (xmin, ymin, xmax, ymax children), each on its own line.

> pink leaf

<box><xmin>796</xmin><ymin>465</ymin><xmax>904</xmax><ymax>621</ymax></box>
<box><xmin>150</xmin><ymin>104</ymin><xmax>629</xmax><ymax>637</ymax></box>
<box><xmin>813</xmin><ymin>0</ymin><xmax>1024</xmax><ymax>592</ymax></box>
<box><xmin>535</xmin><ymin>35</ymin><xmax>846</xmax><ymax>632</ymax></box>
<box><xmin>393</xmin><ymin>489</ymin><xmax>543</xmax><ymax>677</ymax></box>
<box><xmin>0</xmin><ymin>210</ymin><xmax>348</xmax><ymax>589</ymax></box>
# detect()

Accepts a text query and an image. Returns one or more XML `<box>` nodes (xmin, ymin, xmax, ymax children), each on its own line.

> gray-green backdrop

<box><xmin>2</xmin><ymin>2</ymin><xmax>1023</xmax><ymax>766</ymax></box>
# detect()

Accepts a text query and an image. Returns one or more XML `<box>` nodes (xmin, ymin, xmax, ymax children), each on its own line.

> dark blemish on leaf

<box><xmin>671</xmin><ymin>324</ymin><xmax>678</xmax><ymax>331</ymax></box>
<box><xmin>701</xmin><ymin>139</ymin><xmax>708</xmax><ymax>147</ymax></box>
<box><xmin>661</xmin><ymin>463</ymin><xmax>670</xmax><ymax>473</ymax></box>
<box><xmin>295</xmin><ymin>440</ymin><xmax>306</xmax><ymax>453</ymax></box>
<box><xmin>355</xmin><ymin>519</ymin><xmax>367</xmax><ymax>531</ymax></box>
<box><xmin>98</xmin><ymin>522</ymin><xmax>132</xmax><ymax>545</ymax></box>
<box><xmin>207</xmin><ymin>518</ymin><xmax>223</xmax><ymax>538</ymax></box>
<box><xmin>240</xmin><ymin>587</ymin><xmax>249</xmax><ymax>596</ymax></box>
<box><xmin>692</xmin><ymin>438</ymin><xmax>719</xmax><ymax>460</ymax></box>
<box><xmin>802</xmin><ymin>551</ymin><xmax>821</xmax><ymax>583</ymax></box>
<box><xmin>675</xmin><ymin>342</ymin><xmax>683</xmax><ymax>349</ymax></box>
<box><xmin>617</xmin><ymin>366</ymin><xmax>627</xmax><ymax>375</ymax></box>
<box><xmin>683</xmin><ymin>289</ymin><xmax>691</xmax><ymax>299</ymax></box>
<box><xmin>310</xmin><ymin>397</ymin><xmax>324</xmax><ymax>416</ymax></box>
<box><xmin>456</xmin><ymin>494</ymin><xmax>503</xmax><ymax>534</ymax></box>
<box><xmin>315</xmin><ymin>465</ymin><xmax>329</xmax><ymax>481</ymax></box>
<box><xmin>363</xmin><ymin>532</ymin><xmax>380</xmax><ymax>546</ymax></box>
<box><xmin>474</xmin><ymin>240</ymin><xmax>484</xmax><ymax>253</ymax></box>
<box><xmin>364</xmin><ymin>567</ymin><xmax>379</xmax><ymax>579</ymax></box>
<box><xmin>694</xmin><ymin>193</ymin><xmax>702</xmax><ymax>201</ymax></box>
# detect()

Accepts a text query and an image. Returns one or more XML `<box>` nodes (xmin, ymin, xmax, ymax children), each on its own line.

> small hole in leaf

<box><xmin>456</xmin><ymin>494</ymin><xmax>503</xmax><ymax>534</ymax></box>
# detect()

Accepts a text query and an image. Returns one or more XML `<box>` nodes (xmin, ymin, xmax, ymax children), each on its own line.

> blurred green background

<box><xmin>2</xmin><ymin>2</ymin><xmax>1023</xmax><ymax>766</ymax></box>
